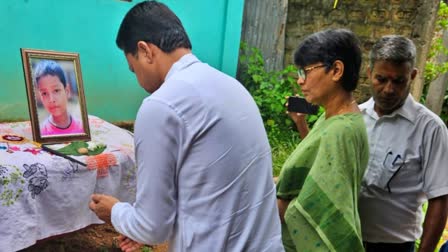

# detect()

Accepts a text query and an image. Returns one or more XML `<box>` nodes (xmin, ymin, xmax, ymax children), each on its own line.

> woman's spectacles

<box><xmin>297</xmin><ymin>64</ymin><xmax>327</xmax><ymax>80</ymax></box>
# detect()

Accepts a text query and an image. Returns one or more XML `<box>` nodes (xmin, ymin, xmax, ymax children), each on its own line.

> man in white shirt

<box><xmin>359</xmin><ymin>35</ymin><xmax>448</xmax><ymax>252</ymax></box>
<box><xmin>88</xmin><ymin>1</ymin><xmax>284</xmax><ymax>252</ymax></box>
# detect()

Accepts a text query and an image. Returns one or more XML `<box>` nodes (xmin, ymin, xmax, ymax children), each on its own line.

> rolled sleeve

<box><xmin>110</xmin><ymin>98</ymin><xmax>183</xmax><ymax>245</ymax></box>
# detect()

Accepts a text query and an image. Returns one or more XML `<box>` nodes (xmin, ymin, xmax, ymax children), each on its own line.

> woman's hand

<box><xmin>277</xmin><ymin>198</ymin><xmax>291</xmax><ymax>224</ymax></box>
<box><xmin>287</xmin><ymin>110</ymin><xmax>306</xmax><ymax>124</ymax></box>
<box><xmin>285</xmin><ymin>96</ymin><xmax>309</xmax><ymax>139</ymax></box>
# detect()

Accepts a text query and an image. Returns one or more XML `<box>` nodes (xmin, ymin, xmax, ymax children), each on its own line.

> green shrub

<box><xmin>423</xmin><ymin>1</ymin><xmax>448</xmax><ymax>125</ymax></box>
<box><xmin>238</xmin><ymin>42</ymin><xmax>325</xmax><ymax>173</ymax></box>
<box><xmin>238</xmin><ymin>43</ymin><xmax>300</xmax><ymax>146</ymax></box>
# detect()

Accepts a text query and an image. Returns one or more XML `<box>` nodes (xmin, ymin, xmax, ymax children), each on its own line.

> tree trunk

<box><xmin>426</xmin><ymin>29</ymin><xmax>448</xmax><ymax>115</ymax></box>
<box><xmin>238</xmin><ymin>0</ymin><xmax>288</xmax><ymax>72</ymax></box>
<box><xmin>410</xmin><ymin>0</ymin><xmax>440</xmax><ymax>100</ymax></box>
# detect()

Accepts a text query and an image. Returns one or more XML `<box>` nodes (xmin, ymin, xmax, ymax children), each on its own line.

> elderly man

<box><xmin>359</xmin><ymin>35</ymin><xmax>448</xmax><ymax>252</ymax></box>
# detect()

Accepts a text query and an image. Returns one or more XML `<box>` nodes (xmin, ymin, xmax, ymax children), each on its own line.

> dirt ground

<box><xmin>19</xmin><ymin>224</ymin><xmax>168</xmax><ymax>252</ymax></box>
<box><xmin>16</xmin><ymin>215</ymin><xmax>448</xmax><ymax>251</ymax></box>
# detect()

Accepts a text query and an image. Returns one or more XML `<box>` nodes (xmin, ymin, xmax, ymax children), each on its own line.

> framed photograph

<box><xmin>21</xmin><ymin>48</ymin><xmax>90</xmax><ymax>144</ymax></box>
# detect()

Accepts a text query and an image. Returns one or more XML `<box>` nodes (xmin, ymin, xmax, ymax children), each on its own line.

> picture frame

<box><xmin>21</xmin><ymin>48</ymin><xmax>90</xmax><ymax>144</ymax></box>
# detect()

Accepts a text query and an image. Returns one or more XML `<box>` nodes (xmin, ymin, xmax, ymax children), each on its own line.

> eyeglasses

<box><xmin>383</xmin><ymin>152</ymin><xmax>405</xmax><ymax>194</ymax></box>
<box><xmin>297</xmin><ymin>64</ymin><xmax>327</xmax><ymax>80</ymax></box>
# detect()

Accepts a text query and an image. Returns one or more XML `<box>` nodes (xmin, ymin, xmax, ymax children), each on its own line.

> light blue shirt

<box><xmin>111</xmin><ymin>54</ymin><xmax>284</xmax><ymax>251</ymax></box>
<box><xmin>359</xmin><ymin>95</ymin><xmax>448</xmax><ymax>242</ymax></box>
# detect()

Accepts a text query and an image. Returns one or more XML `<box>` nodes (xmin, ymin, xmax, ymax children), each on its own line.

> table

<box><xmin>0</xmin><ymin>116</ymin><xmax>137</xmax><ymax>252</ymax></box>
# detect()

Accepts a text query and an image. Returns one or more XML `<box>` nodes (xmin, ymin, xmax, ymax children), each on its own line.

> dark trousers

<box><xmin>363</xmin><ymin>241</ymin><xmax>415</xmax><ymax>252</ymax></box>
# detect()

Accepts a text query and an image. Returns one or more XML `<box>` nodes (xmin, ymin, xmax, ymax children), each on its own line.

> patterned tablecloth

<box><xmin>0</xmin><ymin>116</ymin><xmax>137</xmax><ymax>252</ymax></box>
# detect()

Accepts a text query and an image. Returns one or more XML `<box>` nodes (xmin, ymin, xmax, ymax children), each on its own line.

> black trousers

<box><xmin>363</xmin><ymin>241</ymin><xmax>415</xmax><ymax>252</ymax></box>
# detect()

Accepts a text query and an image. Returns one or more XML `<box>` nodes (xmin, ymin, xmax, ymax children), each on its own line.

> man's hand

<box><xmin>419</xmin><ymin>195</ymin><xmax>448</xmax><ymax>252</ymax></box>
<box><xmin>117</xmin><ymin>234</ymin><xmax>144</xmax><ymax>252</ymax></box>
<box><xmin>89</xmin><ymin>194</ymin><xmax>119</xmax><ymax>223</ymax></box>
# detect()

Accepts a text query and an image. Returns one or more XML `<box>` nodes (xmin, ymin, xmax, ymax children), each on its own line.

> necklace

<box><xmin>335</xmin><ymin>99</ymin><xmax>357</xmax><ymax>115</ymax></box>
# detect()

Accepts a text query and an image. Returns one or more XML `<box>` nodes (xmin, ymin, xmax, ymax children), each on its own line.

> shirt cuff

<box><xmin>111</xmin><ymin>201</ymin><xmax>132</xmax><ymax>235</ymax></box>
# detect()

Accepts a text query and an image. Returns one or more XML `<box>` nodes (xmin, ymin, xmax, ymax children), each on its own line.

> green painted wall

<box><xmin>0</xmin><ymin>0</ymin><xmax>244</xmax><ymax>122</ymax></box>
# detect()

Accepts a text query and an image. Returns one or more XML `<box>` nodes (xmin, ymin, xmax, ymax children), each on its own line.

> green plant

<box><xmin>424</xmin><ymin>1</ymin><xmax>448</xmax><ymax>83</ymax></box>
<box><xmin>239</xmin><ymin>43</ymin><xmax>309</xmax><ymax>144</ymax></box>
<box><xmin>141</xmin><ymin>246</ymin><xmax>153</xmax><ymax>252</ymax></box>
<box><xmin>271</xmin><ymin>139</ymin><xmax>298</xmax><ymax>176</ymax></box>
<box><xmin>238</xmin><ymin>42</ymin><xmax>326</xmax><ymax>173</ymax></box>
<box><xmin>423</xmin><ymin>1</ymin><xmax>448</xmax><ymax>124</ymax></box>
<box><xmin>238</xmin><ymin>43</ymin><xmax>304</xmax><ymax>173</ymax></box>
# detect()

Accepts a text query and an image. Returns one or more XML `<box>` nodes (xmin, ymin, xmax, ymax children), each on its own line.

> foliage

<box><xmin>238</xmin><ymin>42</ymin><xmax>325</xmax><ymax>173</ymax></box>
<box><xmin>238</xmin><ymin>42</ymin><xmax>321</xmax><ymax>144</ymax></box>
<box><xmin>141</xmin><ymin>246</ymin><xmax>153</xmax><ymax>252</ymax></box>
<box><xmin>424</xmin><ymin>1</ymin><xmax>448</xmax><ymax>82</ymax></box>
<box><xmin>423</xmin><ymin>1</ymin><xmax>448</xmax><ymax>124</ymax></box>
<box><xmin>56</xmin><ymin>141</ymin><xmax>106</xmax><ymax>156</ymax></box>
<box><xmin>271</xmin><ymin>139</ymin><xmax>298</xmax><ymax>177</ymax></box>
<box><xmin>238</xmin><ymin>43</ymin><xmax>301</xmax><ymax>173</ymax></box>
<box><xmin>238</xmin><ymin>42</ymin><xmax>298</xmax><ymax>146</ymax></box>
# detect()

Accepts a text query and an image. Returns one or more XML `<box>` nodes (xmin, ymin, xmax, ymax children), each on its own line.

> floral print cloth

<box><xmin>0</xmin><ymin>115</ymin><xmax>136</xmax><ymax>252</ymax></box>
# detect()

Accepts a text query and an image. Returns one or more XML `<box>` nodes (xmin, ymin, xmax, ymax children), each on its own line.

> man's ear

<box><xmin>410</xmin><ymin>68</ymin><xmax>418</xmax><ymax>81</ymax></box>
<box><xmin>137</xmin><ymin>41</ymin><xmax>153</xmax><ymax>64</ymax></box>
<box><xmin>367</xmin><ymin>66</ymin><xmax>372</xmax><ymax>79</ymax></box>
<box><xmin>331</xmin><ymin>60</ymin><xmax>344</xmax><ymax>82</ymax></box>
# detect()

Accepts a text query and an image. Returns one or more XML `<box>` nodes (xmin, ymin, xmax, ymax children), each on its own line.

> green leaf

<box><xmin>55</xmin><ymin>141</ymin><xmax>106</xmax><ymax>156</ymax></box>
<box><xmin>56</xmin><ymin>141</ymin><xmax>88</xmax><ymax>155</ymax></box>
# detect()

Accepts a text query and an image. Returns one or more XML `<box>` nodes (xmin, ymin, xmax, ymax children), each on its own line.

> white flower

<box><xmin>87</xmin><ymin>141</ymin><xmax>106</xmax><ymax>151</ymax></box>
<box><xmin>87</xmin><ymin>142</ymin><xmax>98</xmax><ymax>151</ymax></box>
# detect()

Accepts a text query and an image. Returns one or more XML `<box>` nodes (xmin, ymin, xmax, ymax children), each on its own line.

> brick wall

<box><xmin>285</xmin><ymin>0</ymin><xmax>439</xmax><ymax>102</ymax></box>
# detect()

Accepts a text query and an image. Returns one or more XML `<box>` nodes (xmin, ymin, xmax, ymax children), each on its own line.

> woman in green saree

<box><xmin>276</xmin><ymin>29</ymin><xmax>369</xmax><ymax>252</ymax></box>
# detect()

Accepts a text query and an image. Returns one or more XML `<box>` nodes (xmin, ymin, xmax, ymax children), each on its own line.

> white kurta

<box><xmin>111</xmin><ymin>54</ymin><xmax>284</xmax><ymax>252</ymax></box>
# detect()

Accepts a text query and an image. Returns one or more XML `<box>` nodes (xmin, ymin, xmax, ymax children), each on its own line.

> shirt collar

<box><xmin>165</xmin><ymin>53</ymin><xmax>200</xmax><ymax>80</ymax></box>
<box><xmin>360</xmin><ymin>94</ymin><xmax>417</xmax><ymax>123</ymax></box>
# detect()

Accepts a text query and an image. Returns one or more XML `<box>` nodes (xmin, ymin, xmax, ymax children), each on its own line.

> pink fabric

<box><xmin>40</xmin><ymin>116</ymin><xmax>84</xmax><ymax>136</ymax></box>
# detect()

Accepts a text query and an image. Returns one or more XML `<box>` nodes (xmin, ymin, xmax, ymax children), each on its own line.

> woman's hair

<box><xmin>34</xmin><ymin>60</ymin><xmax>67</xmax><ymax>87</ymax></box>
<box><xmin>294</xmin><ymin>28</ymin><xmax>362</xmax><ymax>92</ymax></box>
<box><xmin>369</xmin><ymin>35</ymin><xmax>416</xmax><ymax>69</ymax></box>
<box><xmin>116</xmin><ymin>0</ymin><xmax>192</xmax><ymax>55</ymax></box>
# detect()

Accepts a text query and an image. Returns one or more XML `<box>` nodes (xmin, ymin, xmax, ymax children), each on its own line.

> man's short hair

<box><xmin>369</xmin><ymin>35</ymin><xmax>416</xmax><ymax>69</ymax></box>
<box><xmin>294</xmin><ymin>28</ymin><xmax>362</xmax><ymax>92</ymax></box>
<box><xmin>116</xmin><ymin>0</ymin><xmax>192</xmax><ymax>55</ymax></box>
<box><xmin>34</xmin><ymin>60</ymin><xmax>67</xmax><ymax>87</ymax></box>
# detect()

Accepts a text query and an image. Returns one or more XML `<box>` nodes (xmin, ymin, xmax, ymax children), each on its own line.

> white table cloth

<box><xmin>0</xmin><ymin>116</ymin><xmax>136</xmax><ymax>252</ymax></box>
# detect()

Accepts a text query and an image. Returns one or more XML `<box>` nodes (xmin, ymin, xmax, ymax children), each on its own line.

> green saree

<box><xmin>277</xmin><ymin>113</ymin><xmax>369</xmax><ymax>252</ymax></box>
